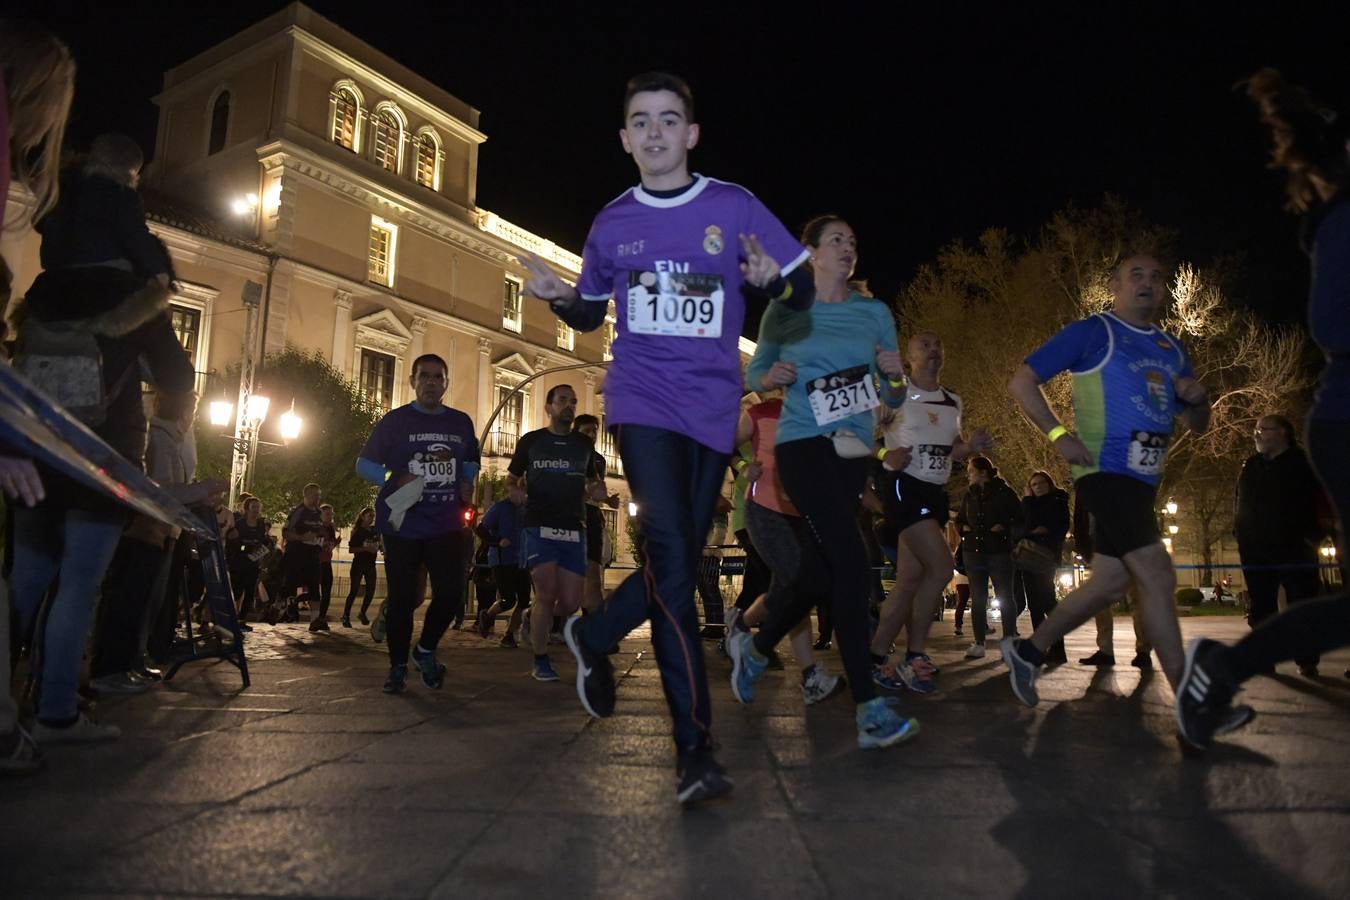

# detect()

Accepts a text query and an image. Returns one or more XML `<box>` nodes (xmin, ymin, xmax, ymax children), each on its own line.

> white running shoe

<box><xmin>965</xmin><ymin>643</ymin><xmax>986</xmax><ymax>659</ymax></box>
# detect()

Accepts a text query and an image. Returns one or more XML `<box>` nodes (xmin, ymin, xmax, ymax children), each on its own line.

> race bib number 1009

<box><xmin>627</xmin><ymin>271</ymin><xmax>724</xmax><ymax>338</ymax></box>
<box><xmin>1127</xmin><ymin>431</ymin><xmax>1168</xmax><ymax>477</ymax></box>
<box><xmin>807</xmin><ymin>365</ymin><xmax>881</xmax><ymax>427</ymax></box>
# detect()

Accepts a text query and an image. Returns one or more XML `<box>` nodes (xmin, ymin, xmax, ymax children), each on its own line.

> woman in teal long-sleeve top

<box><xmin>729</xmin><ymin>215</ymin><xmax>919</xmax><ymax>750</ymax></box>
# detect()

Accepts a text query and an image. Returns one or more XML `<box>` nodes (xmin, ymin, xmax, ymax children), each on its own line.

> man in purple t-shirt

<box><xmin>519</xmin><ymin>72</ymin><xmax>811</xmax><ymax>807</ymax></box>
<box><xmin>356</xmin><ymin>354</ymin><xmax>479</xmax><ymax>695</ymax></box>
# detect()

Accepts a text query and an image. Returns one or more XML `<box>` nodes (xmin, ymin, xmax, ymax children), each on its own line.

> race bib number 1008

<box><xmin>627</xmin><ymin>271</ymin><xmax>724</xmax><ymax>338</ymax></box>
<box><xmin>807</xmin><ymin>365</ymin><xmax>881</xmax><ymax>427</ymax></box>
<box><xmin>409</xmin><ymin>457</ymin><xmax>456</xmax><ymax>485</ymax></box>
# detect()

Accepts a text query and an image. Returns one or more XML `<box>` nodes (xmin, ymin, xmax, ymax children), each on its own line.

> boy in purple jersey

<box><xmin>356</xmin><ymin>354</ymin><xmax>479</xmax><ymax>695</ymax></box>
<box><xmin>519</xmin><ymin>72</ymin><xmax>813</xmax><ymax>806</ymax></box>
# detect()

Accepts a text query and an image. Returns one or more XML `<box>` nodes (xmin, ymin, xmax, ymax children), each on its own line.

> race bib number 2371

<box><xmin>807</xmin><ymin>365</ymin><xmax>881</xmax><ymax>427</ymax></box>
<box><xmin>626</xmin><ymin>271</ymin><xmax>724</xmax><ymax>338</ymax></box>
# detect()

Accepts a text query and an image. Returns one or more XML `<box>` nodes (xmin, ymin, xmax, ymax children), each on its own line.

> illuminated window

<box><xmin>415</xmin><ymin>129</ymin><xmax>440</xmax><ymax>189</ymax></box>
<box><xmin>170</xmin><ymin>305</ymin><xmax>201</xmax><ymax>357</ymax></box>
<box><xmin>556</xmin><ymin>320</ymin><xmax>574</xmax><ymax>352</ymax></box>
<box><xmin>368</xmin><ymin>217</ymin><xmax>397</xmax><ymax>287</ymax></box>
<box><xmin>489</xmin><ymin>375</ymin><xmax>529</xmax><ymax>456</ymax></box>
<box><xmin>502</xmin><ymin>276</ymin><xmax>523</xmax><ymax>333</ymax></box>
<box><xmin>359</xmin><ymin>350</ymin><xmax>396</xmax><ymax>413</ymax></box>
<box><xmin>371</xmin><ymin>103</ymin><xmax>406</xmax><ymax>174</ymax></box>
<box><xmin>331</xmin><ymin>86</ymin><xmax>361</xmax><ymax>151</ymax></box>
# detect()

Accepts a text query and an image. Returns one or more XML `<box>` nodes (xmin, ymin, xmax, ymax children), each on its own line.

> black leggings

<box><xmin>343</xmin><ymin>554</ymin><xmax>378</xmax><ymax>619</ymax></box>
<box><xmin>757</xmin><ymin>437</ymin><xmax>874</xmax><ymax>703</ymax></box>
<box><xmin>733</xmin><ymin>528</ymin><xmax>771</xmax><ymax>613</ymax></box>
<box><xmin>1014</xmin><ymin>568</ymin><xmax>1064</xmax><ymax>660</ymax></box>
<box><xmin>1224</xmin><ymin>418</ymin><xmax>1350</xmax><ymax>682</ymax></box>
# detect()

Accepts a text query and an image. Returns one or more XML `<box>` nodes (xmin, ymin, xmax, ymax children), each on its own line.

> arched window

<box><xmin>332</xmin><ymin>86</ymin><xmax>361</xmax><ymax>151</ymax></box>
<box><xmin>415</xmin><ymin>131</ymin><xmax>438</xmax><ymax>188</ymax></box>
<box><xmin>208</xmin><ymin>91</ymin><xmax>230</xmax><ymax>155</ymax></box>
<box><xmin>371</xmin><ymin>104</ymin><xmax>405</xmax><ymax>173</ymax></box>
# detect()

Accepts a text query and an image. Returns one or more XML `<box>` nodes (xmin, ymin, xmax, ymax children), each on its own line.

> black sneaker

<box><xmin>1079</xmin><ymin>650</ymin><xmax>1116</xmax><ymax>666</ymax></box>
<box><xmin>765</xmin><ymin>649</ymin><xmax>786</xmax><ymax>671</ymax></box>
<box><xmin>1175</xmin><ymin>638</ymin><xmax>1241</xmax><ymax>749</ymax></box>
<box><xmin>383</xmin><ymin>663</ymin><xmax>408</xmax><ymax>694</ymax></box>
<box><xmin>563</xmin><ymin>616</ymin><xmax>615</xmax><ymax>718</ymax></box>
<box><xmin>1132</xmin><ymin>652</ymin><xmax>1153</xmax><ymax>669</ymax></box>
<box><xmin>676</xmin><ymin>750</ymin><xmax>734</xmax><ymax>806</ymax></box>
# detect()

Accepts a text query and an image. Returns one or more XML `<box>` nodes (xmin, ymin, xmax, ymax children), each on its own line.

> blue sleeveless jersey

<box><xmin>1026</xmin><ymin>313</ymin><xmax>1191</xmax><ymax>486</ymax></box>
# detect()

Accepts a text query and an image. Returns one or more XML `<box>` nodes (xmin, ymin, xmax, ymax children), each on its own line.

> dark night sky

<box><xmin>17</xmin><ymin>0</ymin><xmax>1349</xmax><ymax>324</ymax></box>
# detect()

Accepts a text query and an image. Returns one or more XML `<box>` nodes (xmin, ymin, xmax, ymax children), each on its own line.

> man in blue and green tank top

<box><xmin>999</xmin><ymin>253</ymin><xmax>1247</xmax><ymax>740</ymax></box>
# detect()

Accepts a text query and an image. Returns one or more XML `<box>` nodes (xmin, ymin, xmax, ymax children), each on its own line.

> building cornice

<box><xmin>257</xmin><ymin>138</ymin><xmax>581</xmax><ymax>278</ymax></box>
<box><xmin>287</xmin><ymin>29</ymin><xmax>485</xmax><ymax>146</ymax></box>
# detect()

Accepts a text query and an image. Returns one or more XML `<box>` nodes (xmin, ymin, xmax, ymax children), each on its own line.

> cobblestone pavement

<box><xmin>3</xmin><ymin>612</ymin><xmax>1349</xmax><ymax>898</ymax></box>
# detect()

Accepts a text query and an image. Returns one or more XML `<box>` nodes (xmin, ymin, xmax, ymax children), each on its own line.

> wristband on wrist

<box><xmin>1047</xmin><ymin>425</ymin><xmax>1069</xmax><ymax>443</ymax></box>
<box><xmin>875</xmin><ymin>447</ymin><xmax>888</xmax><ymax>461</ymax></box>
<box><xmin>887</xmin><ymin>378</ymin><xmax>904</xmax><ymax>389</ymax></box>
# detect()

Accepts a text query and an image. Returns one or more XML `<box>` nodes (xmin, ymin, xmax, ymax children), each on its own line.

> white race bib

<box><xmin>1127</xmin><ymin>431</ymin><xmax>1167</xmax><ymax>477</ymax></box>
<box><xmin>410</xmin><ymin>457</ymin><xmax>456</xmax><ymax>485</ymax></box>
<box><xmin>540</xmin><ymin>527</ymin><xmax>581</xmax><ymax>543</ymax></box>
<box><xmin>916</xmin><ymin>444</ymin><xmax>952</xmax><ymax>476</ymax></box>
<box><xmin>808</xmin><ymin>365</ymin><xmax>881</xmax><ymax>427</ymax></box>
<box><xmin>626</xmin><ymin>271</ymin><xmax>724</xmax><ymax>338</ymax></box>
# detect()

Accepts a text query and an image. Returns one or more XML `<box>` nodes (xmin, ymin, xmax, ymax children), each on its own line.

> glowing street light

<box><xmin>1165</xmin><ymin>499</ymin><xmax>1178</xmax><ymax>517</ymax></box>
<box><xmin>279</xmin><ymin>400</ymin><xmax>303</xmax><ymax>441</ymax></box>
<box><xmin>1168</xmin><ymin>523</ymin><xmax>1179</xmax><ymax>535</ymax></box>
<box><xmin>1058</xmin><ymin>572</ymin><xmax>1074</xmax><ymax>588</ymax></box>
<box><xmin>245</xmin><ymin>394</ymin><xmax>271</xmax><ymax>423</ymax></box>
<box><xmin>1162</xmin><ymin>537</ymin><xmax>1174</xmax><ymax>553</ymax></box>
<box><xmin>627</xmin><ymin>501</ymin><xmax>639</xmax><ymax>517</ymax></box>
<box><xmin>209</xmin><ymin>398</ymin><xmax>233</xmax><ymax>427</ymax></box>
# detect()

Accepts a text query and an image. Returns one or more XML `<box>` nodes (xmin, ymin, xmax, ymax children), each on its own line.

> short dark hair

<box><xmin>623</xmin><ymin>72</ymin><xmax>694</xmax><ymax>122</ymax></box>
<box><xmin>1110</xmin><ymin>248</ymin><xmax>1172</xmax><ymax>279</ymax></box>
<box><xmin>573</xmin><ymin>414</ymin><xmax>600</xmax><ymax>431</ymax></box>
<box><xmin>411</xmin><ymin>353</ymin><xmax>448</xmax><ymax>377</ymax></box>
<box><xmin>89</xmin><ymin>132</ymin><xmax>144</xmax><ymax>172</ymax></box>
<box><xmin>545</xmin><ymin>384</ymin><xmax>575</xmax><ymax>406</ymax></box>
<box><xmin>968</xmin><ymin>456</ymin><xmax>998</xmax><ymax>478</ymax></box>
<box><xmin>1262</xmin><ymin>413</ymin><xmax>1299</xmax><ymax>444</ymax></box>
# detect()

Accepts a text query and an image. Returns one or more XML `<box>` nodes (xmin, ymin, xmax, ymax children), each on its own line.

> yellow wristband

<box><xmin>1047</xmin><ymin>425</ymin><xmax>1069</xmax><ymax>443</ymax></box>
<box><xmin>887</xmin><ymin>378</ymin><xmax>904</xmax><ymax>389</ymax></box>
<box><xmin>875</xmin><ymin>447</ymin><xmax>888</xmax><ymax>461</ymax></box>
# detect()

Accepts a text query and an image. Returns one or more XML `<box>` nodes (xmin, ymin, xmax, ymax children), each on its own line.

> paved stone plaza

<box><xmin>3</xmin><ymin>614</ymin><xmax>1348</xmax><ymax>898</ymax></box>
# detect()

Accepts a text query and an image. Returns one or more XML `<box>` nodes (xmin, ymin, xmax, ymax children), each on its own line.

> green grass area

<box><xmin>1175</xmin><ymin>605</ymin><xmax>1247</xmax><ymax>617</ymax></box>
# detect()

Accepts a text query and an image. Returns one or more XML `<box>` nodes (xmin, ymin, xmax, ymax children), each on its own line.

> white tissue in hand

<box><xmin>385</xmin><ymin>476</ymin><xmax>425</xmax><ymax>531</ymax></box>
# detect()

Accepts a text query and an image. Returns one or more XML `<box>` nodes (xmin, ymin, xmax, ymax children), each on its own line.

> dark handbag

<box><xmin>1012</xmin><ymin>538</ymin><xmax>1058</xmax><ymax>575</ymax></box>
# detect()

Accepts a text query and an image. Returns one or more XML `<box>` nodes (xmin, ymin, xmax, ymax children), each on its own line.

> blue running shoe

<box><xmin>383</xmin><ymin>663</ymin><xmax>407</xmax><ymax>694</ymax></box>
<box><xmin>533</xmin><ymin>656</ymin><xmax>561</xmax><ymax>682</ymax></box>
<box><xmin>898</xmin><ymin>657</ymin><xmax>938</xmax><ymax>695</ymax></box>
<box><xmin>855</xmin><ymin>697</ymin><xmax>920</xmax><ymax>749</ymax></box>
<box><xmin>411</xmin><ymin>645</ymin><xmax>445</xmax><ymax>689</ymax></box>
<box><xmin>1000</xmin><ymin>637</ymin><xmax>1039</xmax><ymax>707</ymax></box>
<box><xmin>871</xmin><ymin>662</ymin><xmax>906</xmax><ymax>691</ymax></box>
<box><xmin>728</xmin><ymin>631</ymin><xmax>768</xmax><ymax>704</ymax></box>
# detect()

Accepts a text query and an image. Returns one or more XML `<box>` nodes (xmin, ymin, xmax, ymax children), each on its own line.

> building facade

<box><xmin>4</xmin><ymin>4</ymin><xmax>641</xmax><ymax>550</ymax></box>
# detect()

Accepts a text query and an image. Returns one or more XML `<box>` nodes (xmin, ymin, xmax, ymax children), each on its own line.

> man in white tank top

<box><xmin>869</xmin><ymin>331</ymin><xmax>991</xmax><ymax>694</ymax></box>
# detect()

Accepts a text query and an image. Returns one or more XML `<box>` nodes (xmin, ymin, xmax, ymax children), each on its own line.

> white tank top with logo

<box><xmin>884</xmin><ymin>384</ymin><xmax>963</xmax><ymax>486</ymax></box>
